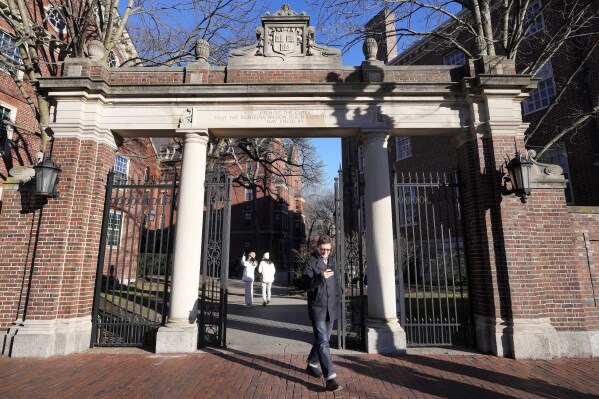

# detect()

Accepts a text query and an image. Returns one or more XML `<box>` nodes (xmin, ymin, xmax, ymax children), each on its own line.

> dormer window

<box><xmin>107</xmin><ymin>51</ymin><xmax>118</xmax><ymax>68</ymax></box>
<box><xmin>443</xmin><ymin>50</ymin><xmax>465</xmax><ymax>66</ymax></box>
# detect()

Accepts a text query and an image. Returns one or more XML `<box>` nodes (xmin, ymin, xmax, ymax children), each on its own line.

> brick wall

<box><xmin>456</xmin><ymin>133</ymin><xmax>592</xmax><ymax>331</ymax></box>
<box><xmin>0</xmin><ymin>137</ymin><xmax>115</xmax><ymax>329</ymax></box>
<box><xmin>569</xmin><ymin>208</ymin><xmax>599</xmax><ymax>330</ymax></box>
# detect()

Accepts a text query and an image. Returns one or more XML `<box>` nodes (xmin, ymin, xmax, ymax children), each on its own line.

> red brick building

<box><xmin>226</xmin><ymin>139</ymin><xmax>306</xmax><ymax>276</ymax></box>
<box><xmin>353</xmin><ymin>2</ymin><xmax>599</xmax><ymax>207</ymax></box>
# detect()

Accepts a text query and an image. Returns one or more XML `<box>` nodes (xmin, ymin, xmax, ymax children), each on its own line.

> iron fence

<box><xmin>394</xmin><ymin>171</ymin><xmax>473</xmax><ymax>346</ymax></box>
<box><xmin>91</xmin><ymin>170</ymin><xmax>178</xmax><ymax>347</ymax></box>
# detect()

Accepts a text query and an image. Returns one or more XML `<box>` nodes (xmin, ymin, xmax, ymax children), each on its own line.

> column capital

<box><xmin>176</xmin><ymin>128</ymin><xmax>210</xmax><ymax>144</ymax></box>
<box><xmin>358</xmin><ymin>129</ymin><xmax>390</xmax><ymax>145</ymax></box>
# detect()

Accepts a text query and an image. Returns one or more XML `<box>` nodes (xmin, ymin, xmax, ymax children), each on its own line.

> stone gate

<box><xmin>1</xmin><ymin>5</ymin><xmax>598</xmax><ymax>359</ymax></box>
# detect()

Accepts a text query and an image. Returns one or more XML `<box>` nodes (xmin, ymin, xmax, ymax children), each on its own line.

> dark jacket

<box><xmin>302</xmin><ymin>251</ymin><xmax>342</xmax><ymax>321</ymax></box>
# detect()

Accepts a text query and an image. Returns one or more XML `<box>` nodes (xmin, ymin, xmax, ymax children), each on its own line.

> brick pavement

<box><xmin>1</xmin><ymin>350</ymin><xmax>598</xmax><ymax>399</ymax></box>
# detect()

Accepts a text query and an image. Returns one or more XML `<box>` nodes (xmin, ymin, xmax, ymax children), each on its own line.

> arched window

<box><xmin>47</xmin><ymin>7</ymin><xmax>66</xmax><ymax>32</ymax></box>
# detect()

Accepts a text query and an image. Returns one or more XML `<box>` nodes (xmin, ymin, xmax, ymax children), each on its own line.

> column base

<box><xmin>155</xmin><ymin>322</ymin><xmax>198</xmax><ymax>353</ymax></box>
<box><xmin>365</xmin><ymin>318</ymin><xmax>406</xmax><ymax>354</ymax></box>
<box><xmin>475</xmin><ymin>315</ymin><xmax>559</xmax><ymax>359</ymax></box>
<box><xmin>2</xmin><ymin>317</ymin><xmax>91</xmax><ymax>358</ymax></box>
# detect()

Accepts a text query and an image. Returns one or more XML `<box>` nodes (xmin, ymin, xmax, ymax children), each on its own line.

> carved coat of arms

<box><xmin>269</xmin><ymin>27</ymin><xmax>303</xmax><ymax>57</ymax></box>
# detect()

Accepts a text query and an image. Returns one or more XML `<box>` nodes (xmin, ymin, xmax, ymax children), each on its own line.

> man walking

<box><xmin>302</xmin><ymin>235</ymin><xmax>343</xmax><ymax>392</ymax></box>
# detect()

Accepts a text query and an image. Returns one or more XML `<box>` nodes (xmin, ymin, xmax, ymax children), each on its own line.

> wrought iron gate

<box><xmin>393</xmin><ymin>171</ymin><xmax>473</xmax><ymax>346</ymax></box>
<box><xmin>198</xmin><ymin>171</ymin><xmax>232</xmax><ymax>348</ymax></box>
<box><xmin>91</xmin><ymin>170</ymin><xmax>178</xmax><ymax>347</ymax></box>
<box><xmin>335</xmin><ymin>170</ymin><xmax>366</xmax><ymax>350</ymax></box>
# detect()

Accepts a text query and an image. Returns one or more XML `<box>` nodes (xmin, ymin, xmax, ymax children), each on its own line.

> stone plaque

<box><xmin>268</xmin><ymin>27</ymin><xmax>303</xmax><ymax>57</ymax></box>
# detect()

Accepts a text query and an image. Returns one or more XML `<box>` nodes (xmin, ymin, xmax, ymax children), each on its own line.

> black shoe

<box><xmin>326</xmin><ymin>378</ymin><xmax>342</xmax><ymax>392</ymax></box>
<box><xmin>306</xmin><ymin>365</ymin><xmax>323</xmax><ymax>378</ymax></box>
<box><xmin>262</xmin><ymin>301</ymin><xmax>267</xmax><ymax>306</ymax></box>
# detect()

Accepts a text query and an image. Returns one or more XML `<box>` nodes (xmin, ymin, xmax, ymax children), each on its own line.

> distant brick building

<box><xmin>352</xmin><ymin>3</ymin><xmax>599</xmax><ymax>207</ymax></box>
<box><xmin>226</xmin><ymin>140</ymin><xmax>306</xmax><ymax>276</ymax></box>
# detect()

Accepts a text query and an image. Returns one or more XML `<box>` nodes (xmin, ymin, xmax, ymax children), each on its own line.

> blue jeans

<box><xmin>307</xmin><ymin>319</ymin><xmax>336</xmax><ymax>379</ymax></box>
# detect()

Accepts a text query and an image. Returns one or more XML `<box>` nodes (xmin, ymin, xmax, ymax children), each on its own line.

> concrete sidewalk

<box><xmin>2</xmin><ymin>282</ymin><xmax>598</xmax><ymax>398</ymax></box>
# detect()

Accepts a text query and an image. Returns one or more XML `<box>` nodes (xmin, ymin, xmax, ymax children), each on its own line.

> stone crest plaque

<box><xmin>228</xmin><ymin>3</ymin><xmax>341</xmax><ymax>69</ymax></box>
<box><xmin>269</xmin><ymin>27</ymin><xmax>303</xmax><ymax>57</ymax></box>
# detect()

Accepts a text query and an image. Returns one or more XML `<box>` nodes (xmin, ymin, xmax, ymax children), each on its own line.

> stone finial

<box><xmin>195</xmin><ymin>39</ymin><xmax>210</xmax><ymax>62</ymax></box>
<box><xmin>87</xmin><ymin>40</ymin><xmax>105</xmax><ymax>61</ymax></box>
<box><xmin>363</xmin><ymin>37</ymin><xmax>378</xmax><ymax>61</ymax></box>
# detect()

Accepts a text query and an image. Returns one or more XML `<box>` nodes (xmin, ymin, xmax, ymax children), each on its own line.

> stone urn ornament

<box><xmin>195</xmin><ymin>39</ymin><xmax>210</xmax><ymax>62</ymax></box>
<box><xmin>87</xmin><ymin>40</ymin><xmax>105</xmax><ymax>61</ymax></box>
<box><xmin>363</xmin><ymin>37</ymin><xmax>378</xmax><ymax>61</ymax></box>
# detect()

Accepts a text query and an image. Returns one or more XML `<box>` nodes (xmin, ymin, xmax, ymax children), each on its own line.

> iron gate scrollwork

<box><xmin>198</xmin><ymin>171</ymin><xmax>232</xmax><ymax>348</ymax></box>
<box><xmin>394</xmin><ymin>171</ymin><xmax>473</xmax><ymax>347</ymax></box>
<box><xmin>91</xmin><ymin>170</ymin><xmax>178</xmax><ymax>347</ymax></box>
<box><xmin>335</xmin><ymin>169</ymin><xmax>366</xmax><ymax>350</ymax></box>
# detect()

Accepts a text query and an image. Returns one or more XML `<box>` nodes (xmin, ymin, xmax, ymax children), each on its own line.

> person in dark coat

<box><xmin>302</xmin><ymin>235</ymin><xmax>343</xmax><ymax>392</ymax></box>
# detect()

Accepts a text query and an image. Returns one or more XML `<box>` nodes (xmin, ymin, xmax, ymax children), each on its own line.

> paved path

<box><xmin>1</xmin><ymin>350</ymin><xmax>599</xmax><ymax>398</ymax></box>
<box><xmin>2</xmin><ymin>281</ymin><xmax>599</xmax><ymax>398</ymax></box>
<box><xmin>226</xmin><ymin>279</ymin><xmax>319</xmax><ymax>354</ymax></box>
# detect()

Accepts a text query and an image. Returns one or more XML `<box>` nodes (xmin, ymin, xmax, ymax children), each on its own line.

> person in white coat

<box><xmin>241</xmin><ymin>252</ymin><xmax>257</xmax><ymax>307</ymax></box>
<box><xmin>258</xmin><ymin>252</ymin><xmax>276</xmax><ymax>306</ymax></box>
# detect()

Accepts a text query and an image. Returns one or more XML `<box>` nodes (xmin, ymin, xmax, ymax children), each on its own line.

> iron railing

<box><xmin>91</xmin><ymin>170</ymin><xmax>178</xmax><ymax>347</ymax></box>
<box><xmin>394</xmin><ymin>171</ymin><xmax>472</xmax><ymax>347</ymax></box>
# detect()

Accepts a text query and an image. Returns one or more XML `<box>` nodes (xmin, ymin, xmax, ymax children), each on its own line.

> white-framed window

<box><xmin>0</xmin><ymin>104</ymin><xmax>15</xmax><ymax>157</ymax></box>
<box><xmin>0</xmin><ymin>30</ymin><xmax>22</xmax><ymax>70</ymax></box>
<box><xmin>357</xmin><ymin>145</ymin><xmax>364</xmax><ymax>174</ymax></box>
<box><xmin>245</xmin><ymin>187</ymin><xmax>253</xmax><ymax>201</ymax></box>
<box><xmin>397</xmin><ymin>187</ymin><xmax>418</xmax><ymax>226</ymax></box>
<box><xmin>523</xmin><ymin>63</ymin><xmax>555</xmax><ymax>115</ymax></box>
<box><xmin>443</xmin><ymin>50</ymin><xmax>465</xmax><ymax>66</ymax></box>
<box><xmin>107</xmin><ymin>50</ymin><xmax>118</xmax><ymax>68</ymax></box>
<box><xmin>107</xmin><ymin>211</ymin><xmax>123</xmax><ymax>247</ymax></box>
<box><xmin>524</xmin><ymin>0</ymin><xmax>544</xmax><ymax>37</ymax></box>
<box><xmin>537</xmin><ymin>142</ymin><xmax>574</xmax><ymax>204</ymax></box>
<box><xmin>395</xmin><ymin>137</ymin><xmax>412</xmax><ymax>161</ymax></box>
<box><xmin>113</xmin><ymin>155</ymin><xmax>129</xmax><ymax>184</ymax></box>
<box><xmin>46</xmin><ymin>7</ymin><xmax>66</xmax><ymax>32</ymax></box>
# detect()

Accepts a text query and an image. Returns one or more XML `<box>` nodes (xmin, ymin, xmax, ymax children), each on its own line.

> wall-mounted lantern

<box><xmin>505</xmin><ymin>150</ymin><xmax>533</xmax><ymax>203</ymax></box>
<box><xmin>33</xmin><ymin>158</ymin><xmax>61</xmax><ymax>197</ymax></box>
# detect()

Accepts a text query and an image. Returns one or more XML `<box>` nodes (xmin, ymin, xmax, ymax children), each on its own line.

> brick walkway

<box><xmin>1</xmin><ymin>351</ymin><xmax>598</xmax><ymax>398</ymax></box>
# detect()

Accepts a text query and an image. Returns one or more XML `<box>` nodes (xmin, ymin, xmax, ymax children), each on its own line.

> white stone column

<box><xmin>361</xmin><ymin>131</ymin><xmax>406</xmax><ymax>354</ymax></box>
<box><xmin>156</xmin><ymin>129</ymin><xmax>209</xmax><ymax>353</ymax></box>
